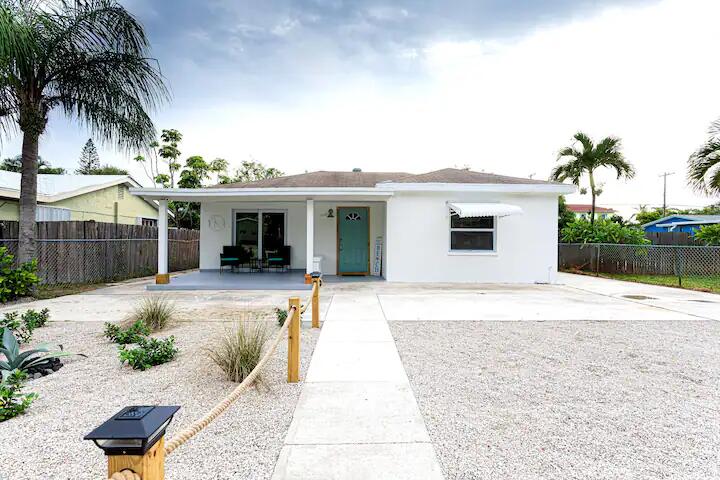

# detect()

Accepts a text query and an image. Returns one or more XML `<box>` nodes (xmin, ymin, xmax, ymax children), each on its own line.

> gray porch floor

<box><xmin>147</xmin><ymin>270</ymin><xmax>385</xmax><ymax>291</ymax></box>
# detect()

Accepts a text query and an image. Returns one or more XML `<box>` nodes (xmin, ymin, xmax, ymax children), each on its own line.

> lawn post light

<box><xmin>85</xmin><ymin>405</ymin><xmax>180</xmax><ymax>480</ymax></box>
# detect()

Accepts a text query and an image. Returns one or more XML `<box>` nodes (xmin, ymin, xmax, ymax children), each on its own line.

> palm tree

<box><xmin>688</xmin><ymin>119</ymin><xmax>720</xmax><ymax>196</ymax></box>
<box><xmin>550</xmin><ymin>132</ymin><xmax>635</xmax><ymax>224</ymax></box>
<box><xmin>0</xmin><ymin>0</ymin><xmax>168</xmax><ymax>262</ymax></box>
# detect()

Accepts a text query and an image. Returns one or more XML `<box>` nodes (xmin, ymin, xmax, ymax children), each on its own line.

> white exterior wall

<box><xmin>385</xmin><ymin>191</ymin><xmax>559</xmax><ymax>283</ymax></box>
<box><xmin>199</xmin><ymin>200</ymin><xmax>386</xmax><ymax>275</ymax></box>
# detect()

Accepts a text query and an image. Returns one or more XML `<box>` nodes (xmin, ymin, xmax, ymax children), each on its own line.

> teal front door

<box><xmin>337</xmin><ymin>207</ymin><xmax>369</xmax><ymax>275</ymax></box>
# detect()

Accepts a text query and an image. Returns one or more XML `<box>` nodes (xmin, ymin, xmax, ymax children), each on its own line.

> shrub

<box><xmin>104</xmin><ymin>320</ymin><xmax>150</xmax><ymax>345</ymax></box>
<box><xmin>129</xmin><ymin>296</ymin><xmax>175</xmax><ymax>332</ymax></box>
<box><xmin>207</xmin><ymin>321</ymin><xmax>269</xmax><ymax>383</ymax></box>
<box><xmin>0</xmin><ymin>329</ymin><xmax>84</xmax><ymax>379</ymax></box>
<box><xmin>119</xmin><ymin>336</ymin><xmax>178</xmax><ymax>371</ymax></box>
<box><xmin>694</xmin><ymin>224</ymin><xmax>720</xmax><ymax>246</ymax></box>
<box><xmin>561</xmin><ymin>218</ymin><xmax>650</xmax><ymax>245</ymax></box>
<box><xmin>274</xmin><ymin>307</ymin><xmax>288</xmax><ymax>327</ymax></box>
<box><xmin>0</xmin><ymin>247</ymin><xmax>39</xmax><ymax>303</ymax></box>
<box><xmin>0</xmin><ymin>308</ymin><xmax>51</xmax><ymax>345</ymax></box>
<box><xmin>0</xmin><ymin>370</ymin><xmax>37</xmax><ymax>422</ymax></box>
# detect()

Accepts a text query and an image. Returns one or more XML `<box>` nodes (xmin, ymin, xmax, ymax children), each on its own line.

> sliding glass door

<box><xmin>234</xmin><ymin>211</ymin><xmax>286</xmax><ymax>260</ymax></box>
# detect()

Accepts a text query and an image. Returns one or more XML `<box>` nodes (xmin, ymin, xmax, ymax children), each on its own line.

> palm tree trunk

<box><xmin>588</xmin><ymin>170</ymin><xmax>597</xmax><ymax>225</ymax></box>
<box><xmin>17</xmin><ymin>131</ymin><xmax>39</xmax><ymax>263</ymax></box>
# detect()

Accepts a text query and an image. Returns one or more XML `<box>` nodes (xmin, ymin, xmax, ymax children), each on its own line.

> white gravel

<box><xmin>389</xmin><ymin>320</ymin><xmax>720</xmax><ymax>480</ymax></box>
<box><xmin>1</xmin><ymin>316</ymin><xmax>319</xmax><ymax>479</ymax></box>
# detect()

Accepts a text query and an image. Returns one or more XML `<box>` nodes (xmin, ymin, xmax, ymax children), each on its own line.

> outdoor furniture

<box><xmin>219</xmin><ymin>246</ymin><xmax>251</xmax><ymax>273</ymax></box>
<box><xmin>265</xmin><ymin>245</ymin><xmax>291</xmax><ymax>272</ymax></box>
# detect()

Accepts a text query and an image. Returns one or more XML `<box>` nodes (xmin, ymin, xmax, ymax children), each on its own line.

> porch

<box><xmin>147</xmin><ymin>270</ymin><xmax>386</xmax><ymax>291</ymax></box>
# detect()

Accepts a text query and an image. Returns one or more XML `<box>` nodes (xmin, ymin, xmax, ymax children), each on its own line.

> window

<box><xmin>140</xmin><ymin>218</ymin><xmax>157</xmax><ymax>227</ymax></box>
<box><xmin>234</xmin><ymin>211</ymin><xmax>286</xmax><ymax>260</ymax></box>
<box><xmin>449</xmin><ymin>214</ymin><xmax>495</xmax><ymax>252</ymax></box>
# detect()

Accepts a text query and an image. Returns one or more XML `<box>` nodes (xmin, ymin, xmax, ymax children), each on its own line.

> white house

<box><xmin>130</xmin><ymin>168</ymin><xmax>575</xmax><ymax>285</ymax></box>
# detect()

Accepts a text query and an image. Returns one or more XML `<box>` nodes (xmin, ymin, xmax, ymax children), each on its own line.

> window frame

<box><xmin>448</xmin><ymin>211</ymin><xmax>497</xmax><ymax>255</ymax></box>
<box><xmin>231</xmin><ymin>209</ymin><xmax>288</xmax><ymax>260</ymax></box>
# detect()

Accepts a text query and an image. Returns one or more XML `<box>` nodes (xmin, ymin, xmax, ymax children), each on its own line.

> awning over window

<box><xmin>448</xmin><ymin>202</ymin><xmax>523</xmax><ymax>218</ymax></box>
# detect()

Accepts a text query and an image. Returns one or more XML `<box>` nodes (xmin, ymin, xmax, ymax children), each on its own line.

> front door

<box><xmin>337</xmin><ymin>207</ymin><xmax>369</xmax><ymax>275</ymax></box>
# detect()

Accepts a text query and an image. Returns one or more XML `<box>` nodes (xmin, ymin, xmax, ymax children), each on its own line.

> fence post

<box><xmin>288</xmin><ymin>297</ymin><xmax>301</xmax><ymax>383</ymax></box>
<box><xmin>311</xmin><ymin>274</ymin><xmax>321</xmax><ymax>329</ymax></box>
<box><xmin>107</xmin><ymin>437</ymin><xmax>165</xmax><ymax>480</ymax></box>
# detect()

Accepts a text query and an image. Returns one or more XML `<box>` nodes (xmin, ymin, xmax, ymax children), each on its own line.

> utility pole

<box><xmin>659</xmin><ymin>172</ymin><xmax>675</xmax><ymax>216</ymax></box>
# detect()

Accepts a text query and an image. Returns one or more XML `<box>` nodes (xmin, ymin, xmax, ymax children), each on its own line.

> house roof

<box><xmin>0</xmin><ymin>171</ymin><xmax>159</xmax><ymax>211</ymax></box>
<box><xmin>566</xmin><ymin>204</ymin><xmax>616</xmax><ymax>214</ymax></box>
<box><xmin>642</xmin><ymin>214</ymin><xmax>720</xmax><ymax>228</ymax></box>
<box><xmin>215</xmin><ymin>168</ymin><xmax>561</xmax><ymax>189</ymax></box>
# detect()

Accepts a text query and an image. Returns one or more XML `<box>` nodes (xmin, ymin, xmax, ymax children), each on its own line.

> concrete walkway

<box><xmin>271</xmin><ymin>294</ymin><xmax>445</xmax><ymax>480</ymax></box>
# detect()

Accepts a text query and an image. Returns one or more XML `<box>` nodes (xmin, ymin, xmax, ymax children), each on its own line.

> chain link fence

<box><xmin>0</xmin><ymin>238</ymin><xmax>199</xmax><ymax>287</ymax></box>
<box><xmin>559</xmin><ymin>243</ymin><xmax>720</xmax><ymax>281</ymax></box>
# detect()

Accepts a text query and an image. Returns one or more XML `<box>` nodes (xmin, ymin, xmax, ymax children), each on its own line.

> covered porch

<box><xmin>136</xmin><ymin>188</ymin><xmax>390</xmax><ymax>289</ymax></box>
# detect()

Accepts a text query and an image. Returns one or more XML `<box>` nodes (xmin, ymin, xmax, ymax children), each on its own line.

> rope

<box><xmin>300</xmin><ymin>282</ymin><xmax>318</xmax><ymax>314</ymax></box>
<box><xmin>163</xmin><ymin>305</ymin><xmax>298</xmax><ymax>456</ymax></box>
<box><xmin>108</xmin><ymin>470</ymin><xmax>140</xmax><ymax>480</ymax></box>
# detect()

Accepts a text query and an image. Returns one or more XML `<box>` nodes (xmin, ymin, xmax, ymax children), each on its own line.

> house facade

<box><xmin>566</xmin><ymin>204</ymin><xmax>615</xmax><ymax>219</ymax></box>
<box><xmin>131</xmin><ymin>168</ymin><xmax>575</xmax><ymax>284</ymax></box>
<box><xmin>0</xmin><ymin>172</ymin><xmax>161</xmax><ymax>225</ymax></box>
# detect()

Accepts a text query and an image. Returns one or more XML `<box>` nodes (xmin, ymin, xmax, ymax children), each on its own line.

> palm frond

<box><xmin>688</xmin><ymin>139</ymin><xmax>720</xmax><ymax>195</ymax></box>
<box><xmin>573</xmin><ymin>131</ymin><xmax>594</xmax><ymax>153</ymax></box>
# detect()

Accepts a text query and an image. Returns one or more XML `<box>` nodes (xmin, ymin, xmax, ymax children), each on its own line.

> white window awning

<box><xmin>448</xmin><ymin>202</ymin><xmax>523</xmax><ymax>218</ymax></box>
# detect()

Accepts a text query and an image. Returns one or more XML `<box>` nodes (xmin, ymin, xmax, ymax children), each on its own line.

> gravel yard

<box><xmin>1</xmin><ymin>315</ymin><xmax>319</xmax><ymax>479</ymax></box>
<box><xmin>390</xmin><ymin>320</ymin><xmax>720</xmax><ymax>480</ymax></box>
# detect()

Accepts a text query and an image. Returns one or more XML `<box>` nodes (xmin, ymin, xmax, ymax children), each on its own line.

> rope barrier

<box><xmin>108</xmin><ymin>470</ymin><xmax>140</xmax><ymax>480</ymax></box>
<box><xmin>300</xmin><ymin>282</ymin><xmax>318</xmax><ymax>314</ymax></box>
<box><xmin>163</xmin><ymin>305</ymin><xmax>298</xmax><ymax>456</ymax></box>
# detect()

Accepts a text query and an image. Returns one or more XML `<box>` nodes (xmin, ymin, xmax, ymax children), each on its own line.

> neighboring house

<box><xmin>0</xmin><ymin>171</ymin><xmax>162</xmax><ymax>225</ymax></box>
<box><xmin>132</xmin><ymin>168</ymin><xmax>575</xmax><ymax>284</ymax></box>
<box><xmin>642</xmin><ymin>215</ymin><xmax>720</xmax><ymax>233</ymax></box>
<box><xmin>566</xmin><ymin>204</ymin><xmax>616</xmax><ymax>219</ymax></box>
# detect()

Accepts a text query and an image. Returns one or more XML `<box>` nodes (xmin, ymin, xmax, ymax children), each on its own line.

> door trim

<box><xmin>336</xmin><ymin>206</ymin><xmax>370</xmax><ymax>276</ymax></box>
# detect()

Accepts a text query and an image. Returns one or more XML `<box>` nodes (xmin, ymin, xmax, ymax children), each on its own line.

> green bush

<box><xmin>119</xmin><ymin>336</ymin><xmax>178</xmax><ymax>371</ymax></box>
<box><xmin>207</xmin><ymin>321</ymin><xmax>269</xmax><ymax>383</ymax></box>
<box><xmin>561</xmin><ymin>218</ymin><xmax>650</xmax><ymax>245</ymax></box>
<box><xmin>274</xmin><ymin>307</ymin><xmax>288</xmax><ymax>327</ymax></box>
<box><xmin>0</xmin><ymin>370</ymin><xmax>37</xmax><ymax>422</ymax></box>
<box><xmin>694</xmin><ymin>224</ymin><xmax>720</xmax><ymax>246</ymax></box>
<box><xmin>104</xmin><ymin>320</ymin><xmax>151</xmax><ymax>345</ymax></box>
<box><xmin>129</xmin><ymin>296</ymin><xmax>175</xmax><ymax>331</ymax></box>
<box><xmin>0</xmin><ymin>247</ymin><xmax>39</xmax><ymax>303</ymax></box>
<box><xmin>0</xmin><ymin>308</ymin><xmax>51</xmax><ymax>344</ymax></box>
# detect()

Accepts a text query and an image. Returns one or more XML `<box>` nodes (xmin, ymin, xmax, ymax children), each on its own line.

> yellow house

<box><xmin>0</xmin><ymin>171</ymin><xmax>161</xmax><ymax>225</ymax></box>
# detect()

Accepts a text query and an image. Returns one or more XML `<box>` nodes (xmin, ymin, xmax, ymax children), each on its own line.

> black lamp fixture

<box><xmin>84</xmin><ymin>405</ymin><xmax>180</xmax><ymax>456</ymax></box>
<box><xmin>326</xmin><ymin>208</ymin><xmax>334</xmax><ymax>218</ymax></box>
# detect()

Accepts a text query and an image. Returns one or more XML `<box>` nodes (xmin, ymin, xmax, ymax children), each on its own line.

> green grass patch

<box><xmin>569</xmin><ymin>270</ymin><xmax>720</xmax><ymax>294</ymax></box>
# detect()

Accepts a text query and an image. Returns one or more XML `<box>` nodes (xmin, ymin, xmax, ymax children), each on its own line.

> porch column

<box><xmin>156</xmin><ymin>199</ymin><xmax>170</xmax><ymax>284</ymax></box>
<box><xmin>306</xmin><ymin>199</ymin><xmax>314</xmax><ymax>273</ymax></box>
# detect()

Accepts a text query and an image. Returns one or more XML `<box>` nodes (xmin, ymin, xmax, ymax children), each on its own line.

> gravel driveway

<box><xmin>390</xmin><ymin>320</ymin><xmax>720</xmax><ymax>480</ymax></box>
<box><xmin>2</xmin><ymin>317</ymin><xmax>319</xmax><ymax>480</ymax></box>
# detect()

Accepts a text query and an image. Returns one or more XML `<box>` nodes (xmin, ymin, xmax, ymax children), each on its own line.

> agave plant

<box><xmin>0</xmin><ymin>329</ymin><xmax>85</xmax><ymax>380</ymax></box>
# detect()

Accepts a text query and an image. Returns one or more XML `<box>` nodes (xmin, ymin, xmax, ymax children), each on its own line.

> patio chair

<box><xmin>265</xmin><ymin>245</ymin><xmax>291</xmax><ymax>272</ymax></box>
<box><xmin>220</xmin><ymin>246</ymin><xmax>250</xmax><ymax>273</ymax></box>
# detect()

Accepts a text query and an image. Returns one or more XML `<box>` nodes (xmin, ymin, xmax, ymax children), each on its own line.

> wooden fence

<box><xmin>644</xmin><ymin>231</ymin><xmax>701</xmax><ymax>245</ymax></box>
<box><xmin>0</xmin><ymin>221</ymin><xmax>199</xmax><ymax>286</ymax></box>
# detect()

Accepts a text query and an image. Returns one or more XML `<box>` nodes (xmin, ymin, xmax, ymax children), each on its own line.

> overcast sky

<box><xmin>5</xmin><ymin>0</ymin><xmax>720</xmax><ymax>217</ymax></box>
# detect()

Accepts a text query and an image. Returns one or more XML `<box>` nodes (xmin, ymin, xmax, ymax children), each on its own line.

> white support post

<box><xmin>156</xmin><ymin>199</ymin><xmax>169</xmax><ymax>284</ymax></box>
<box><xmin>306</xmin><ymin>199</ymin><xmax>314</xmax><ymax>274</ymax></box>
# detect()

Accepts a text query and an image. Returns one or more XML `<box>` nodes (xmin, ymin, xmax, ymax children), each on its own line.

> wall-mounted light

<box><xmin>326</xmin><ymin>208</ymin><xmax>334</xmax><ymax>218</ymax></box>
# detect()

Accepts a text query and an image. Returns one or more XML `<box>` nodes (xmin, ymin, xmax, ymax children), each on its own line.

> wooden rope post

<box><xmin>108</xmin><ymin>437</ymin><xmax>165</xmax><ymax>480</ymax></box>
<box><xmin>312</xmin><ymin>278</ymin><xmax>320</xmax><ymax>328</ymax></box>
<box><xmin>288</xmin><ymin>297</ymin><xmax>301</xmax><ymax>383</ymax></box>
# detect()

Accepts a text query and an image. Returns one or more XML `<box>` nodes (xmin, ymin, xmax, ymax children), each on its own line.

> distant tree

<box><xmin>88</xmin><ymin>165</ymin><xmax>128</xmax><ymax>175</ymax></box>
<box><xmin>221</xmin><ymin>160</ymin><xmax>283</xmax><ymax>184</ymax></box>
<box><xmin>209</xmin><ymin>158</ymin><xmax>229</xmax><ymax>184</ymax></box>
<box><xmin>0</xmin><ymin>155</ymin><xmax>65</xmax><ymax>174</ymax></box>
<box><xmin>694</xmin><ymin>224</ymin><xmax>720</xmax><ymax>246</ymax></box>
<box><xmin>551</xmin><ymin>132</ymin><xmax>635</xmax><ymax>225</ymax></box>
<box><xmin>76</xmin><ymin>139</ymin><xmax>101</xmax><ymax>174</ymax></box>
<box><xmin>135</xmin><ymin>129</ymin><xmax>183</xmax><ymax>187</ymax></box>
<box><xmin>558</xmin><ymin>196</ymin><xmax>575</xmax><ymax>231</ymax></box>
<box><xmin>688</xmin><ymin>119</ymin><xmax>720</xmax><ymax>196</ymax></box>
